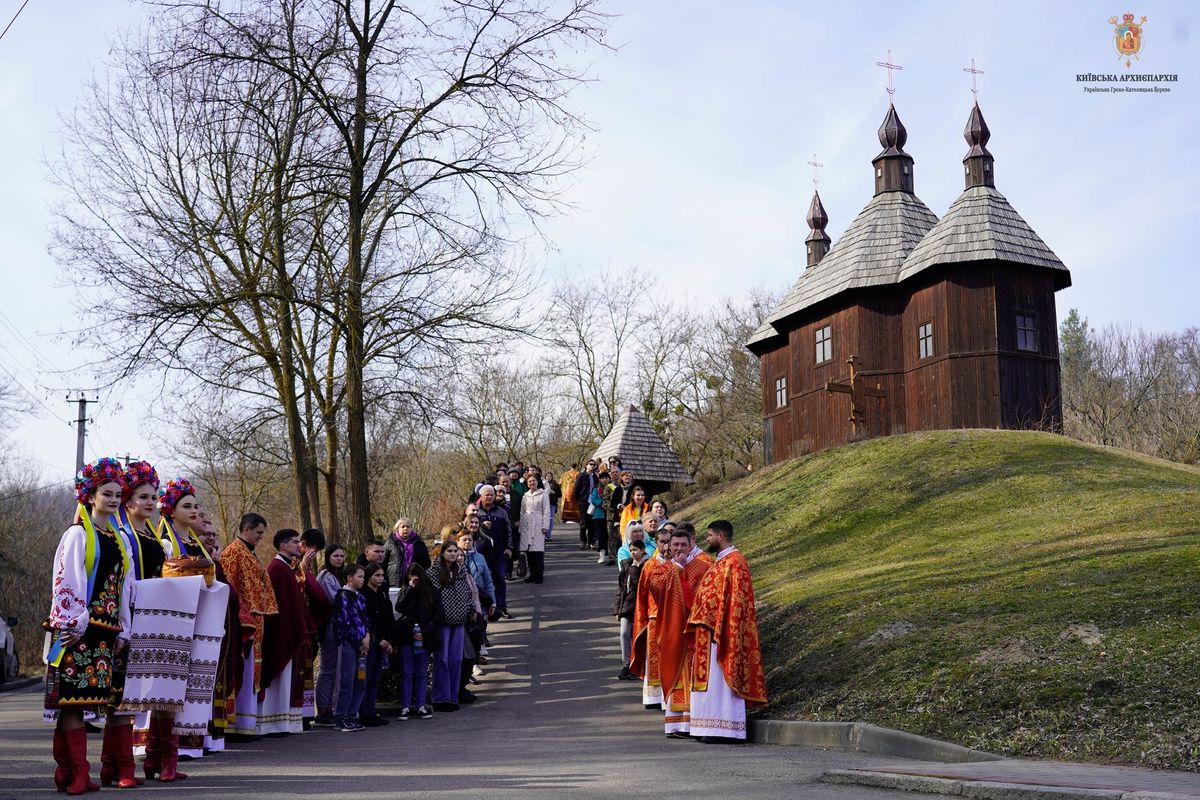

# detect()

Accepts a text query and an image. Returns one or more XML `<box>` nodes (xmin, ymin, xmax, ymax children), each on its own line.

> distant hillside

<box><xmin>673</xmin><ymin>430</ymin><xmax>1200</xmax><ymax>770</ymax></box>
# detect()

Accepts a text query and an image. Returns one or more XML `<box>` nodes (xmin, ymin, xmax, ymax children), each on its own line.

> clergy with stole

<box><xmin>687</xmin><ymin>519</ymin><xmax>767</xmax><ymax>743</ymax></box>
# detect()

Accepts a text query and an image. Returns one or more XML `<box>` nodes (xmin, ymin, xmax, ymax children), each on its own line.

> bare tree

<box><xmin>53</xmin><ymin>2</ymin><xmax>607</xmax><ymax>540</ymax></box>
<box><xmin>1061</xmin><ymin>310</ymin><xmax>1200</xmax><ymax>464</ymax></box>
<box><xmin>51</xmin><ymin>28</ymin><xmax>334</xmax><ymax>528</ymax></box>
<box><xmin>545</xmin><ymin>268</ymin><xmax>642</xmax><ymax>442</ymax></box>
<box><xmin>162</xmin><ymin>0</ymin><xmax>608</xmax><ymax>540</ymax></box>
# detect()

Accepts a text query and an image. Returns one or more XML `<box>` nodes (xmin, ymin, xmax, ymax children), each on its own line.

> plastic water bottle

<box><xmin>412</xmin><ymin>624</ymin><xmax>424</xmax><ymax>654</ymax></box>
<box><xmin>356</xmin><ymin>655</ymin><xmax>366</xmax><ymax>681</ymax></box>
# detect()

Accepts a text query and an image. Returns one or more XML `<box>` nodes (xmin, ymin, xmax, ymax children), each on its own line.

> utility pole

<box><xmin>67</xmin><ymin>393</ymin><xmax>97</xmax><ymax>474</ymax></box>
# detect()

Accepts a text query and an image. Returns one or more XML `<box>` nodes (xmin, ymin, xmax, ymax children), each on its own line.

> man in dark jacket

<box><xmin>382</xmin><ymin>518</ymin><xmax>432</xmax><ymax>588</ymax></box>
<box><xmin>476</xmin><ymin>486</ymin><xmax>513</xmax><ymax>618</ymax></box>
<box><xmin>572</xmin><ymin>458</ymin><xmax>599</xmax><ymax>549</ymax></box>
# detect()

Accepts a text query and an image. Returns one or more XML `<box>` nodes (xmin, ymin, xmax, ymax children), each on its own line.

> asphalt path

<box><xmin>0</xmin><ymin>525</ymin><xmax>937</xmax><ymax>799</ymax></box>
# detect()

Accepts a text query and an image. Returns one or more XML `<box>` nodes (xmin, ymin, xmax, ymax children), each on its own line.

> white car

<box><xmin>0</xmin><ymin>616</ymin><xmax>19</xmax><ymax>683</ymax></box>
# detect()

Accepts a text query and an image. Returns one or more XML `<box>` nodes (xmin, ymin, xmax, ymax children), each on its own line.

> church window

<box><xmin>774</xmin><ymin>376</ymin><xmax>787</xmax><ymax>409</ymax></box>
<box><xmin>815</xmin><ymin>325</ymin><xmax>832</xmax><ymax>364</ymax></box>
<box><xmin>1016</xmin><ymin>314</ymin><xmax>1038</xmax><ymax>352</ymax></box>
<box><xmin>918</xmin><ymin>321</ymin><xmax>934</xmax><ymax>359</ymax></box>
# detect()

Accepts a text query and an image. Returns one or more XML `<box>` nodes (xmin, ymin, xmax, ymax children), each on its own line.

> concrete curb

<box><xmin>821</xmin><ymin>770</ymin><xmax>1200</xmax><ymax>800</ymax></box>
<box><xmin>749</xmin><ymin>719</ymin><xmax>1003</xmax><ymax>763</ymax></box>
<box><xmin>0</xmin><ymin>677</ymin><xmax>40</xmax><ymax>694</ymax></box>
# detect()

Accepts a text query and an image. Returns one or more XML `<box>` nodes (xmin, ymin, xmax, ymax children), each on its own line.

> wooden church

<box><xmin>747</xmin><ymin>98</ymin><xmax>1072</xmax><ymax>464</ymax></box>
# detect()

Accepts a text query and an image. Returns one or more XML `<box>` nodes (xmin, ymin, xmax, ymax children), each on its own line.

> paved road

<box><xmin>0</xmin><ymin>529</ymin><xmax>938</xmax><ymax>799</ymax></box>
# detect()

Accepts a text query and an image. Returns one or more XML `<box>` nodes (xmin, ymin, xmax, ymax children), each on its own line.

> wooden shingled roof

<box><xmin>592</xmin><ymin>405</ymin><xmax>694</xmax><ymax>484</ymax></box>
<box><xmin>747</xmin><ymin>100</ymin><xmax>1070</xmax><ymax>352</ymax></box>
<box><xmin>747</xmin><ymin>191</ymin><xmax>939</xmax><ymax>347</ymax></box>
<box><xmin>898</xmin><ymin>185</ymin><xmax>1071</xmax><ymax>286</ymax></box>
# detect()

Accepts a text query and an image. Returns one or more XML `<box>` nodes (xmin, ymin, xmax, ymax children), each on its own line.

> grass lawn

<box><xmin>673</xmin><ymin>429</ymin><xmax>1200</xmax><ymax>770</ymax></box>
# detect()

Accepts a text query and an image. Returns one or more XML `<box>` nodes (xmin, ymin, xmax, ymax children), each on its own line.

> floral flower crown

<box><xmin>123</xmin><ymin>460</ymin><xmax>160</xmax><ymax>501</ymax></box>
<box><xmin>158</xmin><ymin>476</ymin><xmax>197</xmax><ymax>517</ymax></box>
<box><xmin>75</xmin><ymin>457</ymin><xmax>128</xmax><ymax>504</ymax></box>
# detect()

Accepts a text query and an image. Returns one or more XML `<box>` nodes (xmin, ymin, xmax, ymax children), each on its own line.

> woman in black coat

<box><xmin>359</xmin><ymin>563</ymin><xmax>396</xmax><ymax>725</ymax></box>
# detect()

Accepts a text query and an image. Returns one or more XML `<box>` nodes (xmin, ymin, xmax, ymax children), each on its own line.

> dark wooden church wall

<box><xmin>902</xmin><ymin>276</ymin><xmax>953</xmax><ymax>430</ymax></box>
<box><xmin>759</xmin><ymin>347</ymin><xmax>794</xmax><ymax>462</ymax></box>
<box><xmin>754</xmin><ymin>263</ymin><xmax>1065</xmax><ymax>464</ymax></box>
<box><xmin>994</xmin><ymin>267</ymin><xmax>1063</xmax><ymax>430</ymax></box>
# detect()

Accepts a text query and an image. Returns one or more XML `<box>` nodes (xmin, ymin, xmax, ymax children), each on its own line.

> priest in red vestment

<box><xmin>260</xmin><ymin>529</ymin><xmax>311</xmax><ymax>735</ymax></box>
<box><xmin>687</xmin><ymin>519</ymin><xmax>767</xmax><ymax>743</ymax></box>
<box><xmin>662</xmin><ymin>523</ymin><xmax>714</xmax><ymax>737</ymax></box>
<box><xmin>218</xmin><ymin>512</ymin><xmax>277</xmax><ymax>737</ymax></box>
<box><xmin>629</xmin><ymin>527</ymin><xmax>685</xmax><ymax>711</ymax></box>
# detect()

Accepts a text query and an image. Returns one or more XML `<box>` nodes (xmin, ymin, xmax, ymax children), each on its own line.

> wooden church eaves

<box><xmin>897</xmin><ymin>185</ymin><xmax>1071</xmax><ymax>287</ymax></box>
<box><xmin>747</xmin><ymin>191</ymin><xmax>939</xmax><ymax>348</ymax></box>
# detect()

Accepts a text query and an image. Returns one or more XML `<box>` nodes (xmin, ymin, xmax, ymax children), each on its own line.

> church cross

<box><xmin>807</xmin><ymin>154</ymin><xmax>824</xmax><ymax>190</ymax></box>
<box><xmin>875</xmin><ymin>49</ymin><xmax>903</xmax><ymax>98</ymax></box>
<box><xmin>824</xmin><ymin>355</ymin><xmax>886</xmax><ymax>440</ymax></box>
<box><xmin>963</xmin><ymin>58</ymin><xmax>984</xmax><ymax>101</ymax></box>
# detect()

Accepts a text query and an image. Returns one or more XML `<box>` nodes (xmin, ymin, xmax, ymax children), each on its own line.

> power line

<box><xmin>5</xmin><ymin>476</ymin><xmax>71</xmax><ymax>501</ymax></box>
<box><xmin>0</xmin><ymin>0</ymin><xmax>31</xmax><ymax>44</ymax></box>
<box><xmin>0</xmin><ymin>360</ymin><xmax>69</xmax><ymax>423</ymax></box>
<box><xmin>0</xmin><ymin>307</ymin><xmax>56</xmax><ymax>375</ymax></box>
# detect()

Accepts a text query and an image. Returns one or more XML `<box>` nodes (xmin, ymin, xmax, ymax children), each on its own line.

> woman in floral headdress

<box><xmin>114</xmin><ymin>461</ymin><xmax>164</xmax><ymax>786</ymax></box>
<box><xmin>122</xmin><ymin>461</ymin><xmax>166</xmax><ymax>581</ymax></box>
<box><xmin>44</xmin><ymin>456</ymin><xmax>132</xmax><ymax>795</ymax></box>
<box><xmin>158</xmin><ymin>477</ymin><xmax>212</xmax><ymax>564</ymax></box>
<box><xmin>143</xmin><ymin>476</ymin><xmax>214</xmax><ymax>778</ymax></box>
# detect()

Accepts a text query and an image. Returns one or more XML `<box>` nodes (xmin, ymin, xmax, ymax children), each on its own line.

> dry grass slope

<box><xmin>673</xmin><ymin>429</ymin><xmax>1200</xmax><ymax>770</ymax></box>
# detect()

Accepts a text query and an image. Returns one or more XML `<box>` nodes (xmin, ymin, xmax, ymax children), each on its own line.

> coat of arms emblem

<box><xmin>1108</xmin><ymin>12</ymin><xmax>1147</xmax><ymax>69</ymax></box>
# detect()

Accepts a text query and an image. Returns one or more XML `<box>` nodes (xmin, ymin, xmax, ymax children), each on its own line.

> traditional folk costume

<box><xmin>259</xmin><ymin>554</ymin><xmax>320</xmax><ymax>735</ymax></box>
<box><xmin>662</xmin><ymin>546</ymin><xmax>714</xmax><ymax>736</ymax></box>
<box><xmin>629</xmin><ymin>550</ymin><xmax>687</xmax><ymax>711</ymax></box>
<box><xmin>686</xmin><ymin>546</ymin><xmax>768</xmax><ymax>742</ymax></box>
<box><xmin>43</xmin><ymin>457</ymin><xmax>133</xmax><ymax>794</ymax></box>
<box><xmin>103</xmin><ymin>461</ymin><xmax>166</xmax><ymax>787</ymax></box>
<box><xmin>135</xmin><ymin>477</ymin><xmax>227</xmax><ymax>773</ymax></box>
<box><xmin>219</xmin><ymin>535</ymin><xmax>278</xmax><ymax>736</ymax></box>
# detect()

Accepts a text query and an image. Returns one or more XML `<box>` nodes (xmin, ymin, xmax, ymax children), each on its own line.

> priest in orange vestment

<box><xmin>628</xmin><ymin>527</ymin><xmax>682</xmax><ymax>710</ymax></box>
<box><xmin>662</xmin><ymin>523</ymin><xmax>714</xmax><ymax>737</ymax></box>
<box><xmin>687</xmin><ymin>519</ymin><xmax>767</xmax><ymax>743</ymax></box>
<box><xmin>217</xmin><ymin>513</ymin><xmax>278</xmax><ymax>737</ymax></box>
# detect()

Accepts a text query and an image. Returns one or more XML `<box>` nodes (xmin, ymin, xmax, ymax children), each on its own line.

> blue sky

<box><xmin>1</xmin><ymin>0</ymin><xmax>1197</xmax><ymax>481</ymax></box>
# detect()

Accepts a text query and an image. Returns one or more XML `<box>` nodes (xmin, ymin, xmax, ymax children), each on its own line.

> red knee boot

<box><xmin>100</xmin><ymin>724</ymin><xmax>142</xmax><ymax>788</ymax></box>
<box><xmin>142</xmin><ymin>717</ymin><xmax>161</xmax><ymax>780</ymax></box>
<box><xmin>64</xmin><ymin>727</ymin><xmax>100</xmax><ymax>795</ymax></box>
<box><xmin>155</xmin><ymin>717</ymin><xmax>187</xmax><ymax>782</ymax></box>
<box><xmin>53</xmin><ymin>726</ymin><xmax>72</xmax><ymax>792</ymax></box>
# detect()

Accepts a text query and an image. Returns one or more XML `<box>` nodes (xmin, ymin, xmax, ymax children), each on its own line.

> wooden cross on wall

<box><xmin>824</xmin><ymin>355</ymin><xmax>886</xmax><ymax>440</ymax></box>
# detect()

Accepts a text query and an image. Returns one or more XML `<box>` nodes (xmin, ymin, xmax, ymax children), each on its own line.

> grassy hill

<box><xmin>672</xmin><ymin>430</ymin><xmax>1200</xmax><ymax>770</ymax></box>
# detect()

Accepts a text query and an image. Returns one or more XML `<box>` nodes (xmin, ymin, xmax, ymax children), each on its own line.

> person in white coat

<box><xmin>518</xmin><ymin>475</ymin><xmax>551</xmax><ymax>584</ymax></box>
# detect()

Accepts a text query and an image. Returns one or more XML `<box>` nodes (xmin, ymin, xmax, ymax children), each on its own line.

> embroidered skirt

<box><xmin>44</xmin><ymin>625</ymin><xmax>120</xmax><ymax>714</ymax></box>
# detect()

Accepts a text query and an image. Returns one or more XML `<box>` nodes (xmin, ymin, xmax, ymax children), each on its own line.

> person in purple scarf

<box><xmin>383</xmin><ymin>517</ymin><xmax>432</xmax><ymax>588</ymax></box>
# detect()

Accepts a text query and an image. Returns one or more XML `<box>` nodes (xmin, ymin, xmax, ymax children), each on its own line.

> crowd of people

<box><xmin>565</xmin><ymin>457</ymin><xmax>768</xmax><ymax>744</ymax></box>
<box><xmin>41</xmin><ymin>452</ymin><xmax>766</xmax><ymax>793</ymax></box>
<box><xmin>40</xmin><ymin>456</ymin><xmax>550</xmax><ymax>793</ymax></box>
